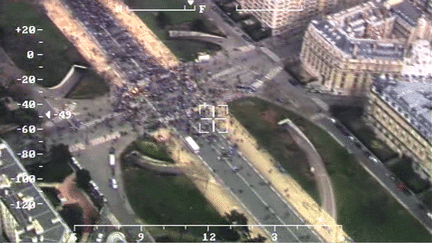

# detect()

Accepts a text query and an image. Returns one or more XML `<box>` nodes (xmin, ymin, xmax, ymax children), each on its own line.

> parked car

<box><xmin>363</xmin><ymin>151</ymin><xmax>372</xmax><ymax>157</ymax></box>
<box><xmin>109</xmin><ymin>178</ymin><xmax>118</xmax><ymax>189</ymax></box>
<box><xmin>96</xmin><ymin>233</ymin><xmax>104</xmax><ymax>243</ymax></box>
<box><xmin>354</xmin><ymin>142</ymin><xmax>362</xmax><ymax>149</ymax></box>
<box><xmin>369</xmin><ymin>155</ymin><xmax>379</xmax><ymax>163</ymax></box>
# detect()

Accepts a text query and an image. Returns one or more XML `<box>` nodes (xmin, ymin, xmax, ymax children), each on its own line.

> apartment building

<box><xmin>0</xmin><ymin>141</ymin><xmax>77</xmax><ymax>243</ymax></box>
<box><xmin>300</xmin><ymin>0</ymin><xmax>431</xmax><ymax>95</ymax></box>
<box><xmin>239</xmin><ymin>0</ymin><xmax>337</xmax><ymax>35</ymax></box>
<box><xmin>366</xmin><ymin>76</ymin><xmax>432</xmax><ymax>180</ymax></box>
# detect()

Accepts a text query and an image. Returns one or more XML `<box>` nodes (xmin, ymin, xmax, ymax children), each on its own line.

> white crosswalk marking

<box><xmin>264</xmin><ymin>66</ymin><xmax>283</xmax><ymax>80</ymax></box>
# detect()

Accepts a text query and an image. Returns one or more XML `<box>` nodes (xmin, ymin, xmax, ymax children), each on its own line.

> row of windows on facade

<box><xmin>379</xmin><ymin>93</ymin><xmax>429</xmax><ymax>133</ymax></box>
<box><xmin>304</xmin><ymin>45</ymin><xmax>370</xmax><ymax>89</ymax></box>
<box><xmin>371</xmin><ymin>104</ymin><xmax>428</xmax><ymax>157</ymax></box>
<box><xmin>372</xmin><ymin>115</ymin><xmax>428</xmax><ymax>159</ymax></box>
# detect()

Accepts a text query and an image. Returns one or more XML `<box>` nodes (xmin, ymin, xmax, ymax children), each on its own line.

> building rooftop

<box><xmin>309</xmin><ymin>0</ymin><xmax>430</xmax><ymax>61</ymax></box>
<box><xmin>312</xmin><ymin>19</ymin><xmax>405</xmax><ymax>60</ymax></box>
<box><xmin>402</xmin><ymin>40</ymin><xmax>432</xmax><ymax>77</ymax></box>
<box><xmin>372</xmin><ymin>77</ymin><xmax>432</xmax><ymax>143</ymax></box>
<box><xmin>390</xmin><ymin>0</ymin><xmax>423</xmax><ymax>26</ymax></box>
<box><xmin>0</xmin><ymin>141</ymin><xmax>75</xmax><ymax>242</ymax></box>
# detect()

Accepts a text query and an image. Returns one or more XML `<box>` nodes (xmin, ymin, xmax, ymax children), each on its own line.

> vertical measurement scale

<box><xmin>73</xmin><ymin>224</ymin><xmax>343</xmax><ymax>242</ymax></box>
<box><xmin>12</xmin><ymin>25</ymin><xmax>46</xmax><ymax>212</ymax></box>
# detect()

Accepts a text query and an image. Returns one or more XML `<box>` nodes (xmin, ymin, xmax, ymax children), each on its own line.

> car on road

<box><xmin>335</xmin><ymin>123</ymin><xmax>351</xmax><ymax>136</ymax></box>
<box><xmin>395</xmin><ymin>182</ymin><xmax>410</xmax><ymax>194</ymax></box>
<box><xmin>241</xmin><ymin>34</ymin><xmax>253</xmax><ymax>42</ymax></box>
<box><xmin>109</xmin><ymin>178</ymin><xmax>118</xmax><ymax>189</ymax></box>
<box><xmin>71</xmin><ymin>157</ymin><xmax>83</xmax><ymax>170</ymax></box>
<box><xmin>231</xmin><ymin>166</ymin><xmax>241</xmax><ymax>172</ymax></box>
<box><xmin>288</xmin><ymin>78</ymin><xmax>301</xmax><ymax>86</ymax></box>
<box><xmin>276</xmin><ymin>98</ymin><xmax>285</xmax><ymax>103</ymax></box>
<box><xmin>96</xmin><ymin>233</ymin><xmax>104</xmax><ymax>242</ymax></box>
<box><xmin>369</xmin><ymin>155</ymin><xmax>379</xmax><ymax>163</ymax></box>
<box><xmin>328</xmin><ymin>117</ymin><xmax>336</xmax><ymax>123</ymax></box>
<box><xmin>427</xmin><ymin>212</ymin><xmax>432</xmax><ymax>219</ymax></box>
<box><xmin>90</xmin><ymin>180</ymin><xmax>99</xmax><ymax>191</ymax></box>
<box><xmin>354</xmin><ymin>141</ymin><xmax>362</xmax><ymax>149</ymax></box>
<box><xmin>363</xmin><ymin>150</ymin><xmax>372</xmax><ymax>157</ymax></box>
<box><xmin>109</xmin><ymin>147</ymin><xmax>115</xmax><ymax>154</ymax></box>
<box><xmin>109</xmin><ymin>154</ymin><xmax>115</xmax><ymax>167</ymax></box>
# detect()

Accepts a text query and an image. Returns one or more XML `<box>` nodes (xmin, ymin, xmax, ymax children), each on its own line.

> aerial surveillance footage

<box><xmin>0</xmin><ymin>0</ymin><xmax>431</xmax><ymax>242</ymax></box>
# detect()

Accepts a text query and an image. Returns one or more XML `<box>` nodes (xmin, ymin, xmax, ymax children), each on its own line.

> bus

<box><xmin>109</xmin><ymin>154</ymin><xmax>115</xmax><ymax>166</ymax></box>
<box><xmin>185</xmin><ymin>136</ymin><xmax>200</xmax><ymax>154</ymax></box>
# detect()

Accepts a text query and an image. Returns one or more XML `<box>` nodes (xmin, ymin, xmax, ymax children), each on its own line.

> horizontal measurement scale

<box><xmin>74</xmin><ymin>224</ymin><xmax>344</xmax><ymax>243</ymax></box>
<box><xmin>127</xmin><ymin>5</ymin><xmax>196</xmax><ymax>12</ymax></box>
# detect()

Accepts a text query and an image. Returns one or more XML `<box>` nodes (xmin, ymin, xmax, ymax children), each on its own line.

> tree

<box><xmin>60</xmin><ymin>204</ymin><xmax>84</xmax><ymax>238</ymax></box>
<box><xmin>35</xmin><ymin>144</ymin><xmax>73</xmax><ymax>182</ymax></box>
<box><xmin>218</xmin><ymin>218</ymin><xmax>240</xmax><ymax>241</ymax></box>
<box><xmin>76</xmin><ymin>169</ymin><xmax>91</xmax><ymax>190</ymax></box>
<box><xmin>225</xmin><ymin>210</ymin><xmax>249</xmax><ymax>236</ymax></box>
<box><xmin>50</xmin><ymin>144</ymin><xmax>73</xmax><ymax>164</ymax></box>
<box><xmin>190</xmin><ymin>18</ymin><xmax>206</xmax><ymax>32</ymax></box>
<box><xmin>155</xmin><ymin>12</ymin><xmax>171</xmax><ymax>28</ymax></box>
<box><xmin>12</xmin><ymin>108</ymin><xmax>41</xmax><ymax>126</ymax></box>
<box><xmin>245</xmin><ymin>234</ymin><xmax>267</xmax><ymax>242</ymax></box>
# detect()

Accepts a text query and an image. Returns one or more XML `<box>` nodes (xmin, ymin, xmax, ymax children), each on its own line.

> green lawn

<box><xmin>120</xmin><ymin>137</ymin><xmax>249</xmax><ymax>242</ymax></box>
<box><xmin>125</xmin><ymin>0</ymin><xmax>199</xmax><ymax>25</ymax></box>
<box><xmin>121</xmin><ymin>165</ymin><xmax>241</xmax><ymax>241</ymax></box>
<box><xmin>230</xmin><ymin>97</ymin><xmax>432</xmax><ymax>242</ymax></box>
<box><xmin>124</xmin><ymin>0</ymin><xmax>221</xmax><ymax>61</ymax></box>
<box><xmin>67</xmin><ymin>69</ymin><xmax>109</xmax><ymax>99</ymax></box>
<box><xmin>0</xmin><ymin>0</ymin><xmax>88</xmax><ymax>87</ymax></box>
<box><xmin>132</xmin><ymin>138</ymin><xmax>174</xmax><ymax>163</ymax></box>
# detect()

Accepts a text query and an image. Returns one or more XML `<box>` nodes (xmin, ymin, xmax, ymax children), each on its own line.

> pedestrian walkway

<box><xmin>279</xmin><ymin>119</ymin><xmax>337</xmax><ymax>220</ymax></box>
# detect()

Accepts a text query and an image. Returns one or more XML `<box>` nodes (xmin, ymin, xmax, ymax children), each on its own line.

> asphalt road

<box><xmin>192</xmin><ymin>132</ymin><xmax>322</xmax><ymax>242</ymax></box>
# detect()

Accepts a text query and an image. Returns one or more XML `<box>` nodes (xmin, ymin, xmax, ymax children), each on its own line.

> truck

<box><xmin>109</xmin><ymin>154</ymin><xmax>115</xmax><ymax>167</ymax></box>
<box><xmin>185</xmin><ymin>136</ymin><xmax>200</xmax><ymax>154</ymax></box>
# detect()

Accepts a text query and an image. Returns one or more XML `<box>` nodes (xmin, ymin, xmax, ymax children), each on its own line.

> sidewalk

<box><xmin>282</xmin><ymin>120</ymin><xmax>337</xmax><ymax>221</ymax></box>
